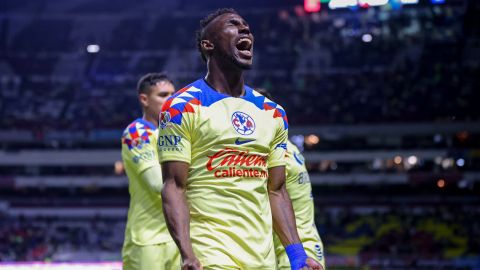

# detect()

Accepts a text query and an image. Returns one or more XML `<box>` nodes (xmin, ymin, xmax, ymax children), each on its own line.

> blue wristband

<box><xmin>285</xmin><ymin>243</ymin><xmax>308</xmax><ymax>270</ymax></box>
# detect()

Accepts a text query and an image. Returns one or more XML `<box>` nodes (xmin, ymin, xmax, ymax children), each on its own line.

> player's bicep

<box><xmin>268</xmin><ymin>165</ymin><xmax>287</xmax><ymax>192</ymax></box>
<box><xmin>161</xmin><ymin>161</ymin><xmax>190</xmax><ymax>189</ymax></box>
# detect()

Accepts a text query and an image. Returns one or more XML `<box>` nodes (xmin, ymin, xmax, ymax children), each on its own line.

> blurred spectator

<box><xmin>0</xmin><ymin>3</ymin><xmax>477</xmax><ymax>131</ymax></box>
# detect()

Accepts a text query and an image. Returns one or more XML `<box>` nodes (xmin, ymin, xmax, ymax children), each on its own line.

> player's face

<box><xmin>146</xmin><ymin>81</ymin><xmax>175</xmax><ymax>116</ymax></box>
<box><xmin>210</xmin><ymin>13</ymin><xmax>254</xmax><ymax>69</ymax></box>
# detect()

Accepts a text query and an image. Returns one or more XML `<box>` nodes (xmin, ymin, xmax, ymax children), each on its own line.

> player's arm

<box><xmin>139</xmin><ymin>164</ymin><xmax>163</xmax><ymax>193</ymax></box>
<box><xmin>161</xmin><ymin>162</ymin><xmax>202</xmax><ymax>270</ymax></box>
<box><xmin>268</xmin><ymin>165</ymin><xmax>300</xmax><ymax>245</ymax></box>
<box><xmin>158</xmin><ymin>100</ymin><xmax>202</xmax><ymax>269</ymax></box>
<box><xmin>267</xmin><ymin>113</ymin><xmax>322</xmax><ymax>270</ymax></box>
<box><xmin>267</xmin><ymin>121</ymin><xmax>303</xmax><ymax>247</ymax></box>
<box><xmin>268</xmin><ymin>167</ymin><xmax>323</xmax><ymax>270</ymax></box>
<box><xmin>121</xmin><ymin>128</ymin><xmax>162</xmax><ymax>192</ymax></box>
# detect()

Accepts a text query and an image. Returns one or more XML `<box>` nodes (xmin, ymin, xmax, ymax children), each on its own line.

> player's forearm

<box><xmin>161</xmin><ymin>178</ymin><xmax>196</xmax><ymax>259</ymax></box>
<box><xmin>269</xmin><ymin>185</ymin><xmax>302</xmax><ymax>246</ymax></box>
<box><xmin>268</xmin><ymin>165</ymin><xmax>321</xmax><ymax>269</ymax></box>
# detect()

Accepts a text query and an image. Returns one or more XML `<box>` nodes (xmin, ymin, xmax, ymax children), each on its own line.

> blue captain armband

<box><xmin>286</xmin><ymin>243</ymin><xmax>308</xmax><ymax>270</ymax></box>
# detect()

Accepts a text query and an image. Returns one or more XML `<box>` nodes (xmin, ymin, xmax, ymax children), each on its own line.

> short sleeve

<box><xmin>121</xmin><ymin>129</ymin><xmax>158</xmax><ymax>174</ymax></box>
<box><xmin>157</xmin><ymin>108</ymin><xmax>194</xmax><ymax>164</ymax></box>
<box><xmin>267</xmin><ymin>117</ymin><xmax>288</xmax><ymax>168</ymax></box>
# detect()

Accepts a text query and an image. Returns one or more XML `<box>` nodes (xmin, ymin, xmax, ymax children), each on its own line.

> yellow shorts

<box><xmin>198</xmin><ymin>251</ymin><xmax>276</xmax><ymax>270</ymax></box>
<box><xmin>122</xmin><ymin>240</ymin><xmax>181</xmax><ymax>270</ymax></box>
<box><xmin>202</xmin><ymin>265</ymin><xmax>241</xmax><ymax>270</ymax></box>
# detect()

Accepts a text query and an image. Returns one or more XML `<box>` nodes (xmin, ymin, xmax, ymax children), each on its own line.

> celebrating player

<box><xmin>158</xmin><ymin>9</ymin><xmax>322</xmax><ymax>270</ymax></box>
<box><xmin>121</xmin><ymin>73</ymin><xmax>179</xmax><ymax>269</ymax></box>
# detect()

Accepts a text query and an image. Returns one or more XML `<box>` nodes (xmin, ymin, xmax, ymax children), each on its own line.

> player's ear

<box><xmin>139</xmin><ymin>93</ymin><xmax>148</xmax><ymax>107</ymax></box>
<box><xmin>201</xmin><ymin>39</ymin><xmax>214</xmax><ymax>55</ymax></box>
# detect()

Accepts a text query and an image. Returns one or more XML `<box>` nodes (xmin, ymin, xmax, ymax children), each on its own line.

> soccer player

<box><xmin>275</xmin><ymin>140</ymin><xmax>326</xmax><ymax>269</ymax></box>
<box><xmin>121</xmin><ymin>73</ymin><xmax>180</xmax><ymax>270</ymax></box>
<box><xmin>277</xmin><ymin>140</ymin><xmax>326</xmax><ymax>269</ymax></box>
<box><xmin>256</xmin><ymin>89</ymin><xmax>326</xmax><ymax>269</ymax></box>
<box><xmin>158</xmin><ymin>9</ymin><xmax>322</xmax><ymax>270</ymax></box>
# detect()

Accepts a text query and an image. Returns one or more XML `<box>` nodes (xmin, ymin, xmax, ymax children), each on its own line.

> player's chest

<box><xmin>196</xmin><ymin>103</ymin><xmax>276</xmax><ymax>147</ymax></box>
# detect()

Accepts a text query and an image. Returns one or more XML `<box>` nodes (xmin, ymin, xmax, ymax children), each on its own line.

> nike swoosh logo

<box><xmin>235</xmin><ymin>138</ymin><xmax>256</xmax><ymax>145</ymax></box>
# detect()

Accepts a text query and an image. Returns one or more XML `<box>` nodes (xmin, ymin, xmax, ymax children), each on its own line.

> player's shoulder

<box><xmin>252</xmin><ymin>88</ymin><xmax>286</xmax><ymax>110</ymax></box>
<box><xmin>164</xmin><ymin>80</ymin><xmax>203</xmax><ymax>103</ymax></box>
<box><xmin>248</xmin><ymin>87</ymin><xmax>289</xmax><ymax>130</ymax></box>
<box><xmin>121</xmin><ymin>118</ymin><xmax>157</xmax><ymax>148</ymax></box>
<box><xmin>160</xmin><ymin>80</ymin><xmax>204</xmax><ymax>127</ymax></box>
<box><xmin>122</xmin><ymin>118</ymin><xmax>157</xmax><ymax>135</ymax></box>
<box><xmin>286</xmin><ymin>140</ymin><xmax>305</xmax><ymax>166</ymax></box>
<box><xmin>286</xmin><ymin>140</ymin><xmax>299</xmax><ymax>153</ymax></box>
<box><xmin>160</xmin><ymin>79</ymin><xmax>232</xmax><ymax>128</ymax></box>
<box><xmin>162</xmin><ymin>78</ymin><xmax>230</xmax><ymax>112</ymax></box>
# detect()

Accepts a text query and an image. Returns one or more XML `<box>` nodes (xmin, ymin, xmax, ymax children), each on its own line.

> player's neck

<box><xmin>205</xmin><ymin>61</ymin><xmax>245</xmax><ymax>97</ymax></box>
<box><xmin>142</xmin><ymin>113</ymin><xmax>158</xmax><ymax>128</ymax></box>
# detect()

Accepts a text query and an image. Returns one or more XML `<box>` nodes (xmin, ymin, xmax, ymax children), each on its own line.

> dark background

<box><xmin>0</xmin><ymin>0</ymin><xmax>479</xmax><ymax>269</ymax></box>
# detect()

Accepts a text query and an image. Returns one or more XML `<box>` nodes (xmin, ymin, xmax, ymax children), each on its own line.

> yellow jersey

<box><xmin>121</xmin><ymin>118</ymin><xmax>173</xmax><ymax>246</ymax></box>
<box><xmin>158</xmin><ymin>79</ymin><xmax>289</xmax><ymax>269</ymax></box>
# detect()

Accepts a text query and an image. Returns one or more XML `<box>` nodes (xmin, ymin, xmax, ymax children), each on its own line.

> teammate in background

<box><xmin>158</xmin><ymin>9</ymin><xmax>322</xmax><ymax>270</ymax></box>
<box><xmin>256</xmin><ymin>89</ymin><xmax>326</xmax><ymax>270</ymax></box>
<box><xmin>121</xmin><ymin>73</ymin><xmax>179</xmax><ymax>269</ymax></box>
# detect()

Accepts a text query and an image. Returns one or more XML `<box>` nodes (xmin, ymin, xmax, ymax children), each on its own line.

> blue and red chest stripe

<box><xmin>160</xmin><ymin>79</ymin><xmax>288</xmax><ymax>130</ymax></box>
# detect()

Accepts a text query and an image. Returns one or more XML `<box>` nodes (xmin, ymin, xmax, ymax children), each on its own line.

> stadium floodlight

<box><xmin>437</xmin><ymin>179</ymin><xmax>446</xmax><ymax>188</ymax></box>
<box><xmin>394</xmin><ymin>156</ymin><xmax>402</xmax><ymax>165</ymax></box>
<box><xmin>456</xmin><ymin>158</ymin><xmax>465</xmax><ymax>167</ymax></box>
<box><xmin>400</xmin><ymin>0</ymin><xmax>419</xmax><ymax>4</ymax></box>
<box><xmin>358</xmin><ymin>0</ymin><xmax>389</xmax><ymax>6</ymax></box>
<box><xmin>305</xmin><ymin>134</ymin><xmax>320</xmax><ymax>146</ymax></box>
<box><xmin>362</xmin><ymin>33</ymin><xmax>373</xmax><ymax>42</ymax></box>
<box><xmin>328</xmin><ymin>0</ymin><xmax>357</xmax><ymax>9</ymax></box>
<box><xmin>87</xmin><ymin>44</ymin><xmax>100</xmax><ymax>53</ymax></box>
<box><xmin>407</xmin><ymin>155</ymin><xmax>418</xmax><ymax>165</ymax></box>
<box><xmin>304</xmin><ymin>0</ymin><xmax>321</xmax><ymax>12</ymax></box>
<box><xmin>441</xmin><ymin>158</ymin><xmax>454</xmax><ymax>169</ymax></box>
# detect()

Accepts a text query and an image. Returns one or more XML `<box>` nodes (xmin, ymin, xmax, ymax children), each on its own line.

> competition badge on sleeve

<box><xmin>159</xmin><ymin>111</ymin><xmax>172</xmax><ymax>129</ymax></box>
<box><xmin>122</xmin><ymin>122</ymin><xmax>153</xmax><ymax>150</ymax></box>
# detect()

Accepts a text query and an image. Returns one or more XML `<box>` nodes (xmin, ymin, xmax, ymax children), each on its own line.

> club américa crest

<box><xmin>231</xmin><ymin>111</ymin><xmax>256</xmax><ymax>135</ymax></box>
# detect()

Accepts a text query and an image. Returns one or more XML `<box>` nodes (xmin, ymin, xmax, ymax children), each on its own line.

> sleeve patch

<box><xmin>122</xmin><ymin>122</ymin><xmax>154</xmax><ymax>150</ymax></box>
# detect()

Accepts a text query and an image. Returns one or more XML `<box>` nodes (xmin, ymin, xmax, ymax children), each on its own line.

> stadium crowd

<box><xmin>1</xmin><ymin>206</ymin><xmax>478</xmax><ymax>265</ymax></box>
<box><xmin>1</xmin><ymin>3</ymin><xmax>477</xmax><ymax>131</ymax></box>
<box><xmin>1</xmin><ymin>1</ymin><xmax>479</xmax><ymax>269</ymax></box>
<box><xmin>0</xmin><ymin>214</ymin><xmax>123</xmax><ymax>262</ymax></box>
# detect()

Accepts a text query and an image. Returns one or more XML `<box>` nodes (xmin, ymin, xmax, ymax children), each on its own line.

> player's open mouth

<box><xmin>236</xmin><ymin>37</ymin><xmax>252</xmax><ymax>58</ymax></box>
